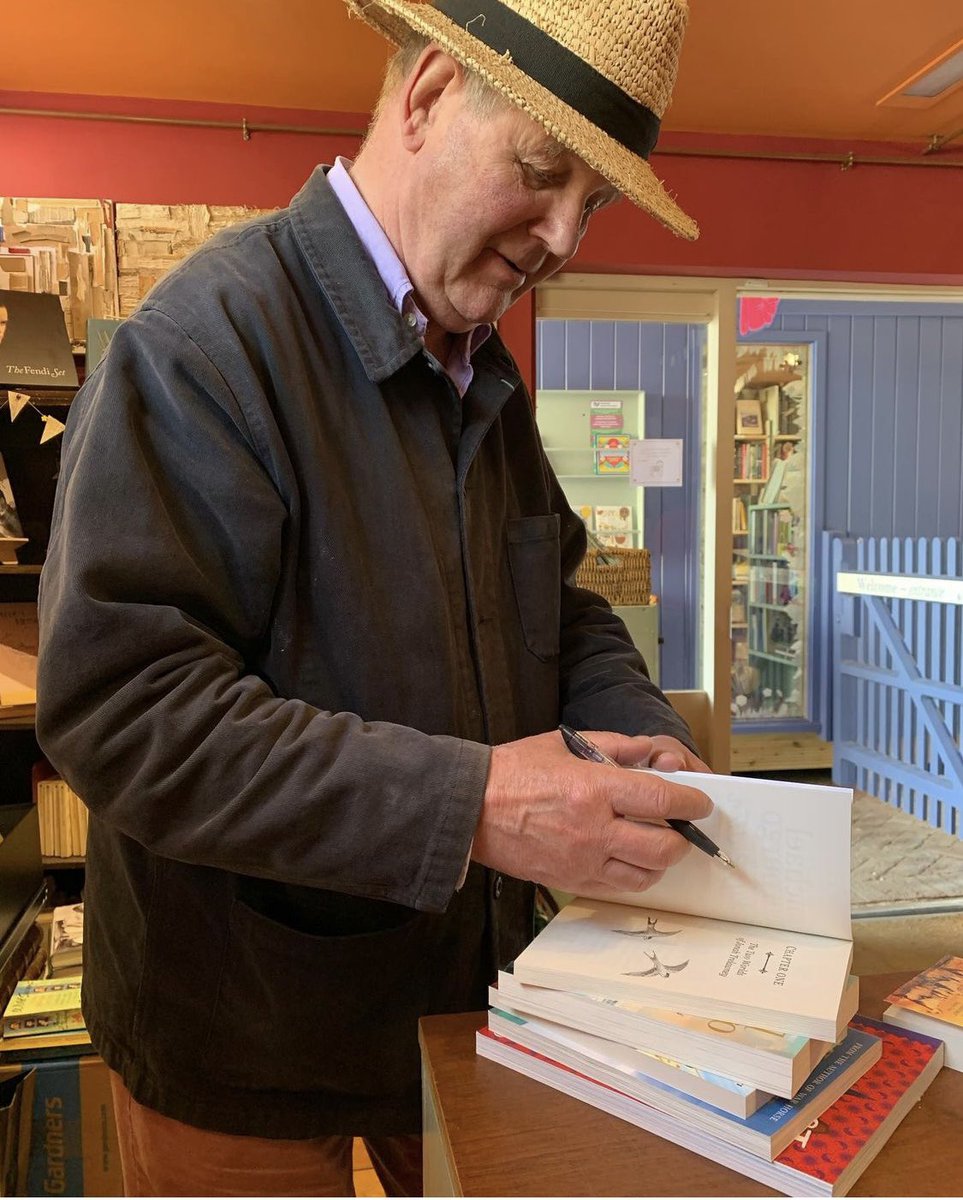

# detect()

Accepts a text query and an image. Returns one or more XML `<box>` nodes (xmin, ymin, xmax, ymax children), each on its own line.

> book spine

<box><xmin>3</xmin><ymin>1009</ymin><xmax>86</xmax><ymax>1038</ymax></box>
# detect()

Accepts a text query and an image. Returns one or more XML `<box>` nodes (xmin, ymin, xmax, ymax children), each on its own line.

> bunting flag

<box><xmin>7</xmin><ymin>392</ymin><xmax>31</xmax><ymax>421</ymax></box>
<box><xmin>39</xmin><ymin>414</ymin><xmax>67</xmax><ymax>444</ymax></box>
<box><xmin>4</xmin><ymin>390</ymin><xmax>67</xmax><ymax>443</ymax></box>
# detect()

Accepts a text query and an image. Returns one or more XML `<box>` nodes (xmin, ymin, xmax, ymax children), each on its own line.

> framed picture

<box><xmin>735</xmin><ymin>398</ymin><xmax>764</xmax><ymax>436</ymax></box>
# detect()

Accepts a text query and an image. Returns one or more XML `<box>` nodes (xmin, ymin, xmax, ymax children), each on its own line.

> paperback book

<box><xmin>491</xmin><ymin>971</ymin><xmax>852</xmax><ymax>1097</ymax></box>
<box><xmin>487</xmin><ymin>1004</ymin><xmax>768</xmax><ymax>1118</ymax></box>
<box><xmin>479</xmin><ymin>1021</ymin><xmax>880</xmax><ymax>1159</ymax></box>
<box><xmin>882</xmin><ymin>954</ymin><xmax>963</xmax><ymax>1071</ymax></box>
<box><xmin>1</xmin><ymin>976</ymin><xmax>84</xmax><ymax>1039</ymax></box>
<box><xmin>512</xmin><ymin>770</ymin><xmax>853</xmax><ymax>1040</ymax></box>
<box><xmin>476</xmin><ymin>1016</ymin><xmax>942</xmax><ymax>1196</ymax></box>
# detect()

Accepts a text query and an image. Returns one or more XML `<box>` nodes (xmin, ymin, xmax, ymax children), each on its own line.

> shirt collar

<box><xmin>327</xmin><ymin>157</ymin><xmax>491</xmax><ymax>396</ymax></box>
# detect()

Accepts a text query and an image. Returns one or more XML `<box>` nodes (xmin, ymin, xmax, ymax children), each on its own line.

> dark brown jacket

<box><xmin>36</xmin><ymin>167</ymin><xmax>694</xmax><ymax>1136</ymax></box>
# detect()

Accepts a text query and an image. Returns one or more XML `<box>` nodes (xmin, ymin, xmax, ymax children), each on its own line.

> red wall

<box><xmin>3</xmin><ymin>92</ymin><xmax>962</xmax><ymax>390</ymax></box>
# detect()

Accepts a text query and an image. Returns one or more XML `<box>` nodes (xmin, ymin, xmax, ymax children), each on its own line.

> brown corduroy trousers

<box><xmin>109</xmin><ymin>1072</ymin><xmax>423</xmax><ymax>1197</ymax></box>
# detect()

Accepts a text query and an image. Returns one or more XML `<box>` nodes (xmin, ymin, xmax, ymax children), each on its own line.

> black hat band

<box><xmin>436</xmin><ymin>0</ymin><xmax>662</xmax><ymax>159</ymax></box>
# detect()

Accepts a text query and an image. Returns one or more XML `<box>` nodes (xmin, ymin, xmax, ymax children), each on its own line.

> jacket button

<box><xmin>492</xmin><ymin>874</ymin><xmax>503</xmax><ymax>900</ymax></box>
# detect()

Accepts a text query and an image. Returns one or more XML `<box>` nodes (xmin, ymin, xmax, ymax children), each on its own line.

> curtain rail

<box><xmin>3</xmin><ymin>105</ymin><xmax>963</xmax><ymax>167</ymax></box>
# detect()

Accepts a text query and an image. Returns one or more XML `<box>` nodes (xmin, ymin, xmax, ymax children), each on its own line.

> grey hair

<box><xmin>370</xmin><ymin>31</ymin><xmax>508</xmax><ymax>124</ymax></box>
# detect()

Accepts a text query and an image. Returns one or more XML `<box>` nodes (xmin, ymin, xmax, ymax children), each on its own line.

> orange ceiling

<box><xmin>5</xmin><ymin>0</ymin><xmax>963</xmax><ymax>148</ymax></box>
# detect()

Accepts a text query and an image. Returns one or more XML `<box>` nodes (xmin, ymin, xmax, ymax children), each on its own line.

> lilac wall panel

<box><xmin>614</xmin><ymin>322</ymin><xmax>641</xmax><ymax>390</ymax></box>
<box><xmin>539</xmin><ymin>320</ymin><xmax>566</xmax><ymax>390</ymax></box>
<box><xmin>823</xmin><ymin>316</ymin><xmax>854</xmax><ymax>534</ymax></box>
<box><xmin>938</xmin><ymin>323</ymin><xmax>963</xmax><ymax>535</ymax></box>
<box><xmin>916</xmin><ymin>318</ymin><xmax>945</xmax><ymax>538</ymax></box>
<box><xmin>869</xmin><ymin>319</ymin><xmax>897</xmax><ymax>537</ymax></box>
<box><xmin>893</xmin><ymin>319</ymin><xmax>921</xmax><ymax>539</ymax></box>
<box><xmin>589</xmin><ymin>321</ymin><xmax>616</xmax><ymax>390</ymax></box>
<box><xmin>565</xmin><ymin>321</ymin><xmax>591</xmax><ymax>390</ymax></box>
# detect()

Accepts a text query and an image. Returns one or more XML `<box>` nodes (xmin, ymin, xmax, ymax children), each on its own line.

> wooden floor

<box><xmin>353</xmin><ymin>1138</ymin><xmax>386</xmax><ymax>1197</ymax></box>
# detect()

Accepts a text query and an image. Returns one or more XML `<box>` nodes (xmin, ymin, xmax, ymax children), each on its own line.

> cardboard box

<box><xmin>0</xmin><ymin>1056</ymin><xmax>122</xmax><ymax>1196</ymax></box>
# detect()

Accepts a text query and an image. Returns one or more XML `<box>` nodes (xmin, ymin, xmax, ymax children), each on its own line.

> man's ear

<box><xmin>399</xmin><ymin>48</ymin><xmax>463</xmax><ymax>152</ymax></box>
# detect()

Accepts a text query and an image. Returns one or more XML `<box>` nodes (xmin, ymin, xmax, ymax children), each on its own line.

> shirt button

<box><xmin>492</xmin><ymin>874</ymin><xmax>503</xmax><ymax>900</ymax></box>
<box><xmin>404</xmin><ymin>312</ymin><xmax>418</xmax><ymax>328</ymax></box>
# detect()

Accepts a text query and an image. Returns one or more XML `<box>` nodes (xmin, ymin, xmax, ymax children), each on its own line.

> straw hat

<box><xmin>346</xmin><ymin>0</ymin><xmax>698</xmax><ymax>240</ymax></box>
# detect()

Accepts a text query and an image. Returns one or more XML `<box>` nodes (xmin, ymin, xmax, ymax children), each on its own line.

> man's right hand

<box><xmin>471</xmin><ymin>729</ymin><xmax>713</xmax><ymax>897</ymax></box>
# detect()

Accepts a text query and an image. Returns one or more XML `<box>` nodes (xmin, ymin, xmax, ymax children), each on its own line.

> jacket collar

<box><xmin>289</xmin><ymin>166</ymin><xmax>521</xmax><ymax>399</ymax></box>
<box><xmin>290</xmin><ymin>166</ymin><xmax>423</xmax><ymax>384</ymax></box>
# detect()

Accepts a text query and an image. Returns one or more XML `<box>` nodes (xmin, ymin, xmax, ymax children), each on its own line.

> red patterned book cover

<box><xmin>773</xmin><ymin>1015</ymin><xmax>943</xmax><ymax>1186</ymax></box>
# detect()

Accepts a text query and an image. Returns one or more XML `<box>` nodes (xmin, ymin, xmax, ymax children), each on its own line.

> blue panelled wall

<box><xmin>537</xmin><ymin>319</ymin><xmax>704</xmax><ymax>689</ymax></box>
<box><xmin>763</xmin><ymin>302</ymin><xmax>963</xmax><ymax>541</ymax></box>
<box><xmin>537</xmin><ymin>302</ymin><xmax>963</xmax><ymax>709</ymax></box>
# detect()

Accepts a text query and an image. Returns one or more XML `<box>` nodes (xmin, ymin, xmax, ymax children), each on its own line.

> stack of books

<box><xmin>477</xmin><ymin>771</ymin><xmax>945</xmax><ymax>1196</ymax></box>
<box><xmin>1</xmin><ymin>976</ymin><xmax>85</xmax><ymax>1041</ymax></box>
<box><xmin>47</xmin><ymin>902</ymin><xmax>84</xmax><ymax>978</ymax></box>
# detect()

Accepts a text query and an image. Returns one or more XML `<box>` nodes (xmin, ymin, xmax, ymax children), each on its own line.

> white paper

<box><xmin>630</xmin><ymin>438</ymin><xmax>683</xmax><ymax>487</ymax></box>
<box><xmin>578</xmin><ymin>770</ymin><xmax>852</xmax><ymax>940</ymax></box>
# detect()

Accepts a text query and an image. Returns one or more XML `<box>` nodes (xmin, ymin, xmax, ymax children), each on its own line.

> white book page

<box><xmin>577</xmin><ymin>770</ymin><xmax>852</xmax><ymax>940</ymax></box>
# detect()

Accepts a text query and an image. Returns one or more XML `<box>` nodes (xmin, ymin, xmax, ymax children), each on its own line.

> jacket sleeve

<box><xmin>549</xmin><ymin>467</ymin><xmax>701</xmax><ymax>755</ymax></box>
<box><xmin>36</xmin><ymin>309</ymin><xmax>488</xmax><ymax>912</ymax></box>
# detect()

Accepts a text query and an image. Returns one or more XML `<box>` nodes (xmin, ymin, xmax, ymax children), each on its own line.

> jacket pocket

<box><xmin>507</xmin><ymin>514</ymin><xmax>561</xmax><ymax>661</ymax></box>
<box><xmin>202</xmin><ymin>897</ymin><xmax>433</xmax><ymax>1096</ymax></box>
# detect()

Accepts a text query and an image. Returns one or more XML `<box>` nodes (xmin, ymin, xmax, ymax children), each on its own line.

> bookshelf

<box><xmin>535</xmin><ymin>390</ymin><xmax>646</xmax><ymax>548</ymax></box>
<box><xmin>0</xmin><ymin>377</ymin><xmax>84</xmax><ymax>888</ymax></box>
<box><xmin>535</xmin><ymin>389</ymin><xmax>660</xmax><ymax>680</ymax></box>
<box><xmin>729</xmin><ymin>346</ymin><xmax>809</xmax><ymax>723</ymax></box>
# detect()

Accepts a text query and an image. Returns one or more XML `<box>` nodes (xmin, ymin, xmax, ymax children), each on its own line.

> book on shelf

<box><xmin>1</xmin><ymin>975</ymin><xmax>84</xmax><ymax>1039</ymax></box>
<box><xmin>511</xmin><ymin>770</ymin><xmax>854</xmax><ymax>1041</ymax></box>
<box><xmin>48</xmin><ymin>903</ymin><xmax>84</xmax><ymax>977</ymax></box>
<box><xmin>593</xmin><ymin>434</ymin><xmax>630</xmax><ymax>475</ymax></box>
<box><xmin>0</xmin><ymin>1024</ymin><xmax>92</xmax><ymax>1063</ymax></box>
<box><xmin>882</xmin><ymin>954</ymin><xmax>963</xmax><ymax>1071</ymax></box>
<box><xmin>477</xmin><ymin>1016</ymin><xmax>942</xmax><ymax>1197</ymax></box>
<box><xmin>0</xmin><ymin>923</ymin><xmax>46</xmax><ymax>1019</ymax></box>
<box><xmin>491</xmin><ymin>969</ymin><xmax>855</xmax><ymax>1098</ymax></box>
<box><xmin>594</xmin><ymin>504</ymin><xmax>633</xmax><ymax>548</ymax></box>
<box><xmin>734</xmin><ymin>398</ymin><xmax>764</xmax><ymax>437</ymax></box>
<box><xmin>0</xmin><ymin>290</ymin><xmax>78</xmax><ymax>389</ymax></box>
<box><xmin>34</xmin><ymin>776</ymin><xmax>89</xmax><ymax>861</ymax></box>
<box><xmin>478</xmin><ymin>1019</ymin><xmax>881</xmax><ymax>1160</ymax></box>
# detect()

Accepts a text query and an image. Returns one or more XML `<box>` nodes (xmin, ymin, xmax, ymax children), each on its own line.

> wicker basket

<box><xmin>575</xmin><ymin>545</ymin><xmax>652</xmax><ymax>606</ymax></box>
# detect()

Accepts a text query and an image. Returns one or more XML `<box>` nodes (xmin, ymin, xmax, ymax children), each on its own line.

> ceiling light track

<box><xmin>2</xmin><ymin>105</ymin><xmax>962</xmax><ymax>169</ymax></box>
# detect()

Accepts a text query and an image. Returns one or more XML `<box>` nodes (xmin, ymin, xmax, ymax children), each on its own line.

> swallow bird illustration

<box><xmin>612</xmin><ymin>916</ymin><xmax>682</xmax><ymax>940</ymax></box>
<box><xmin>623</xmin><ymin>950</ymin><xmax>690</xmax><ymax>979</ymax></box>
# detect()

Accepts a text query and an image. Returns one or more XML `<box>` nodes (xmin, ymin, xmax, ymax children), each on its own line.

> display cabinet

<box><xmin>729</xmin><ymin>346</ymin><xmax>809</xmax><ymax>722</ymax></box>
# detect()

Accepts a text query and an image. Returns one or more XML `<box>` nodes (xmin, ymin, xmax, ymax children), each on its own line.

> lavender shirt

<box><xmin>327</xmin><ymin>158</ymin><xmax>491</xmax><ymax>398</ymax></box>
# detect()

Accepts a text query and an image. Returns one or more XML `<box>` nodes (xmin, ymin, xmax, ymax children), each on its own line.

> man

<box><xmin>37</xmin><ymin>0</ymin><xmax>708</xmax><ymax>1194</ymax></box>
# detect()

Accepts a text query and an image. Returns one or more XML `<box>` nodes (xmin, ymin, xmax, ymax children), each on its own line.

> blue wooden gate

<box><xmin>829</xmin><ymin>535</ymin><xmax>963</xmax><ymax>837</ymax></box>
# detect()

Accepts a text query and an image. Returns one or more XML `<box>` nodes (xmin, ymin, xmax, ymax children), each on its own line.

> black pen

<box><xmin>558</xmin><ymin>724</ymin><xmax>735</xmax><ymax>869</ymax></box>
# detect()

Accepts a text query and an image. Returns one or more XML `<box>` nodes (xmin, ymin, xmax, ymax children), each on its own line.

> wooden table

<box><xmin>419</xmin><ymin>973</ymin><xmax>963</xmax><ymax>1196</ymax></box>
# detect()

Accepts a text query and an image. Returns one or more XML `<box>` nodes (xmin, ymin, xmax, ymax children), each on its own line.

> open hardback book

<box><xmin>512</xmin><ymin>770</ymin><xmax>854</xmax><ymax>1041</ymax></box>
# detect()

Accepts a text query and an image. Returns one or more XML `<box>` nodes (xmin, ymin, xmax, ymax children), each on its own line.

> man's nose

<box><xmin>533</xmin><ymin>195</ymin><xmax>586</xmax><ymax>263</ymax></box>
